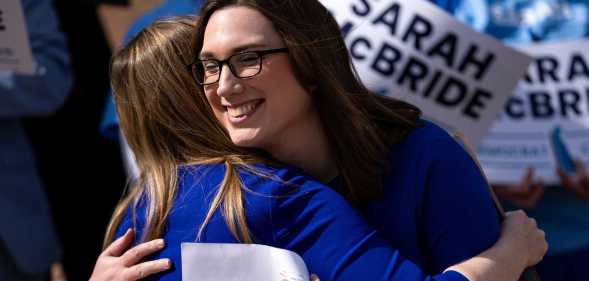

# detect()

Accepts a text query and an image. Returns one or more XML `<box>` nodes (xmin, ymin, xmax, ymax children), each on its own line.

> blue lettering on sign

<box><xmin>478</xmin><ymin>143</ymin><xmax>549</xmax><ymax>158</ymax></box>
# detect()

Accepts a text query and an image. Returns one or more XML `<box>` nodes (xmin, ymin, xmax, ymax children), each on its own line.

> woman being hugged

<box><xmin>91</xmin><ymin>4</ymin><xmax>545</xmax><ymax>281</ymax></box>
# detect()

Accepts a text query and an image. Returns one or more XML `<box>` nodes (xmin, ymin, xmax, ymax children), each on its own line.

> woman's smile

<box><xmin>224</xmin><ymin>99</ymin><xmax>265</xmax><ymax>124</ymax></box>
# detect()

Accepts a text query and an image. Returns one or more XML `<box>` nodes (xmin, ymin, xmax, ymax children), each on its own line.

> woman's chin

<box><xmin>230</xmin><ymin>135</ymin><xmax>261</xmax><ymax>149</ymax></box>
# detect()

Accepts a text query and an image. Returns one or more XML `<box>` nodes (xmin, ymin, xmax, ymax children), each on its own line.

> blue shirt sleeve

<box><xmin>265</xmin><ymin>168</ymin><xmax>471</xmax><ymax>281</ymax></box>
<box><xmin>0</xmin><ymin>0</ymin><xmax>72</xmax><ymax>118</ymax></box>
<box><xmin>418</xmin><ymin>127</ymin><xmax>500</xmax><ymax>272</ymax></box>
<box><xmin>362</xmin><ymin>121</ymin><xmax>501</xmax><ymax>274</ymax></box>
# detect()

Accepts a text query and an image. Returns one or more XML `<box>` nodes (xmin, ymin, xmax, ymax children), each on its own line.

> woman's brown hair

<box><xmin>105</xmin><ymin>16</ymin><xmax>265</xmax><ymax>246</ymax></box>
<box><xmin>193</xmin><ymin>0</ymin><xmax>421</xmax><ymax>205</ymax></box>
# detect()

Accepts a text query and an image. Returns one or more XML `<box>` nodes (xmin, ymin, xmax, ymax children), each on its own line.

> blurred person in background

<box><xmin>0</xmin><ymin>0</ymin><xmax>71</xmax><ymax>280</ymax></box>
<box><xmin>436</xmin><ymin>0</ymin><xmax>589</xmax><ymax>280</ymax></box>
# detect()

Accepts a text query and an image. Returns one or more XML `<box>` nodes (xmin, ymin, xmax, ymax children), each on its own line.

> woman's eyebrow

<box><xmin>199</xmin><ymin>43</ymin><xmax>268</xmax><ymax>59</ymax></box>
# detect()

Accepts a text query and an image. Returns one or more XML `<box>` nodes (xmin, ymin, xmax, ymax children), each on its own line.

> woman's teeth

<box><xmin>227</xmin><ymin>100</ymin><xmax>259</xmax><ymax>117</ymax></box>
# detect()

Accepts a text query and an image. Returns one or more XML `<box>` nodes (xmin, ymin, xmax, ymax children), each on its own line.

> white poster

<box><xmin>478</xmin><ymin>39</ymin><xmax>589</xmax><ymax>185</ymax></box>
<box><xmin>182</xmin><ymin>243</ymin><xmax>309</xmax><ymax>281</ymax></box>
<box><xmin>320</xmin><ymin>0</ymin><xmax>532</xmax><ymax>145</ymax></box>
<box><xmin>0</xmin><ymin>0</ymin><xmax>34</xmax><ymax>74</ymax></box>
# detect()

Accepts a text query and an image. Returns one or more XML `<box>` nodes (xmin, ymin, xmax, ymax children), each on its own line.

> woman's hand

<box><xmin>499</xmin><ymin>210</ymin><xmax>548</xmax><ymax>267</ymax></box>
<box><xmin>89</xmin><ymin>229</ymin><xmax>172</xmax><ymax>281</ymax></box>
<box><xmin>446</xmin><ymin>210</ymin><xmax>547</xmax><ymax>281</ymax></box>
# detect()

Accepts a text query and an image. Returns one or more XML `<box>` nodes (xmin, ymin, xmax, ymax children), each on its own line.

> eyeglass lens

<box><xmin>194</xmin><ymin>52</ymin><xmax>262</xmax><ymax>84</ymax></box>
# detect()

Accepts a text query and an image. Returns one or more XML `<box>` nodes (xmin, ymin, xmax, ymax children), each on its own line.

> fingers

<box><xmin>558</xmin><ymin>168</ymin><xmax>587</xmax><ymax>198</ymax></box>
<box><xmin>573</xmin><ymin>160</ymin><xmax>589</xmax><ymax>200</ymax></box>
<box><xmin>557</xmin><ymin>167</ymin><xmax>575</xmax><ymax>189</ymax></box>
<box><xmin>103</xmin><ymin>228</ymin><xmax>135</xmax><ymax>257</ymax></box>
<box><xmin>521</xmin><ymin>168</ymin><xmax>535</xmax><ymax>193</ymax></box>
<box><xmin>575</xmin><ymin>160</ymin><xmax>588</xmax><ymax>178</ymax></box>
<box><xmin>121</xmin><ymin>239</ymin><xmax>166</xmax><ymax>266</ymax></box>
<box><xmin>310</xmin><ymin>274</ymin><xmax>320</xmax><ymax>281</ymax></box>
<box><xmin>495</xmin><ymin>183</ymin><xmax>544</xmax><ymax>209</ymax></box>
<box><xmin>505</xmin><ymin>209</ymin><xmax>526</xmax><ymax>221</ymax></box>
<box><xmin>519</xmin><ymin>184</ymin><xmax>544</xmax><ymax>209</ymax></box>
<box><xmin>493</xmin><ymin>168</ymin><xmax>540</xmax><ymax>195</ymax></box>
<box><xmin>124</xmin><ymin>259</ymin><xmax>172</xmax><ymax>280</ymax></box>
<box><xmin>505</xmin><ymin>210</ymin><xmax>548</xmax><ymax>266</ymax></box>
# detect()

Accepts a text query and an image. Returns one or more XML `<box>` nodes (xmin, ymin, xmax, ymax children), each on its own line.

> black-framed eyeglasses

<box><xmin>187</xmin><ymin>48</ymin><xmax>289</xmax><ymax>85</ymax></box>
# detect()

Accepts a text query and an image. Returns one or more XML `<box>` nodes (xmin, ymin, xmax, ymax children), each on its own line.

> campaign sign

<box><xmin>0</xmin><ymin>0</ymin><xmax>34</xmax><ymax>74</ymax></box>
<box><xmin>478</xmin><ymin>39</ymin><xmax>589</xmax><ymax>185</ymax></box>
<box><xmin>320</xmin><ymin>0</ymin><xmax>532</xmax><ymax>145</ymax></box>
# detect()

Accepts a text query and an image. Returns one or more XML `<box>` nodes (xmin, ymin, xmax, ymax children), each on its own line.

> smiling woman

<box><xmin>90</xmin><ymin>2</ymin><xmax>547</xmax><ymax>281</ymax></box>
<box><xmin>197</xmin><ymin>6</ymin><xmax>328</xmax><ymax>172</ymax></box>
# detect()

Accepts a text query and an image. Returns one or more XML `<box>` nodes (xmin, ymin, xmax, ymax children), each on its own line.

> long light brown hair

<box><xmin>105</xmin><ymin>16</ymin><xmax>266</xmax><ymax>246</ymax></box>
<box><xmin>193</xmin><ymin>0</ymin><xmax>421</xmax><ymax>205</ymax></box>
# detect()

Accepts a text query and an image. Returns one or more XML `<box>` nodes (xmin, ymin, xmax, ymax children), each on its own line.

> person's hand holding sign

<box><xmin>556</xmin><ymin>160</ymin><xmax>589</xmax><ymax>201</ymax></box>
<box><xmin>493</xmin><ymin>168</ymin><xmax>545</xmax><ymax>210</ymax></box>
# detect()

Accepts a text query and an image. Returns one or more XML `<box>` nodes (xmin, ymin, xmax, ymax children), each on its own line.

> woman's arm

<box><xmin>419</xmin><ymin>130</ymin><xmax>502</xmax><ymax>272</ymax></box>
<box><xmin>267</xmin><ymin>168</ymin><xmax>546</xmax><ymax>281</ymax></box>
<box><xmin>447</xmin><ymin>210</ymin><xmax>546</xmax><ymax>281</ymax></box>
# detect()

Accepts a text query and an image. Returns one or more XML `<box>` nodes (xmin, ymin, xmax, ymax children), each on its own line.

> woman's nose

<box><xmin>215</xmin><ymin>64</ymin><xmax>242</xmax><ymax>97</ymax></box>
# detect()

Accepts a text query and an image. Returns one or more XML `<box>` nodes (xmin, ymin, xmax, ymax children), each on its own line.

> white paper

<box><xmin>320</xmin><ymin>0</ymin><xmax>532</xmax><ymax>146</ymax></box>
<box><xmin>0</xmin><ymin>0</ymin><xmax>34</xmax><ymax>74</ymax></box>
<box><xmin>182</xmin><ymin>243</ymin><xmax>309</xmax><ymax>281</ymax></box>
<box><xmin>478</xmin><ymin>39</ymin><xmax>589</xmax><ymax>184</ymax></box>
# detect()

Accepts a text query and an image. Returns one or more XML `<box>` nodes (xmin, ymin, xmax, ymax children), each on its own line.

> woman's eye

<box><xmin>238</xmin><ymin>54</ymin><xmax>259</xmax><ymax>66</ymax></box>
<box><xmin>204</xmin><ymin>63</ymin><xmax>219</xmax><ymax>73</ymax></box>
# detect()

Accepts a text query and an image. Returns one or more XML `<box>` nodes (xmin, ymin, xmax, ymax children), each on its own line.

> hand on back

<box><xmin>89</xmin><ymin>229</ymin><xmax>171</xmax><ymax>281</ymax></box>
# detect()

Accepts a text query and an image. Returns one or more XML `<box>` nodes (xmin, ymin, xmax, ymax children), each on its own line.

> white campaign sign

<box><xmin>320</xmin><ymin>0</ymin><xmax>532</xmax><ymax>145</ymax></box>
<box><xmin>478</xmin><ymin>39</ymin><xmax>589</xmax><ymax>185</ymax></box>
<box><xmin>182</xmin><ymin>243</ymin><xmax>309</xmax><ymax>281</ymax></box>
<box><xmin>0</xmin><ymin>0</ymin><xmax>34</xmax><ymax>74</ymax></box>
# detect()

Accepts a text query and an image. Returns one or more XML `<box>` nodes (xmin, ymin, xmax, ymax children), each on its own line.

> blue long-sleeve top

<box><xmin>116</xmin><ymin>121</ymin><xmax>500</xmax><ymax>281</ymax></box>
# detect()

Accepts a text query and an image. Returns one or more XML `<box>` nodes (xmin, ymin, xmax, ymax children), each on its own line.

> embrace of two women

<box><xmin>90</xmin><ymin>1</ymin><xmax>547</xmax><ymax>281</ymax></box>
